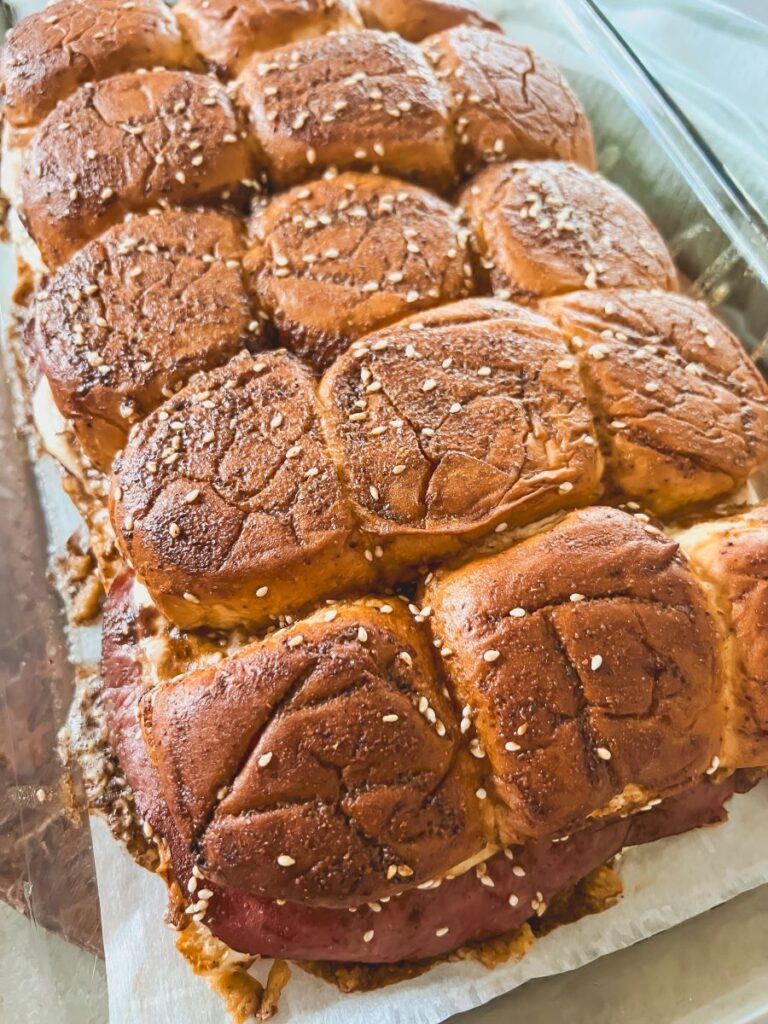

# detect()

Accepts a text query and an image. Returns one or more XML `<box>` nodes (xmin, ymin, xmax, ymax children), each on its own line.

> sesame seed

<box><xmin>559</xmin><ymin>482</ymin><xmax>574</xmax><ymax>494</ymax></box>
<box><xmin>183</xmin><ymin>592</ymin><xmax>200</xmax><ymax>604</ymax></box>
<box><xmin>382</xmin><ymin>714</ymin><xmax>399</xmax><ymax>723</ymax></box>
<box><xmin>596</xmin><ymin>747</ymin><xmax>612</xmax><ymax>761</ymax></box>
<box><xmin>363</xmin><ymin>930</ymin><xmax>375</xmax><ymax>943</ymax></box>
<box><xmin>325</xmin><ymin>608</ymin><xmax>338</xmax><ymax>622</ymax></box>
<box><xmin>494</xmin><ymin>522</ymin><xmax>508</xmax><ymax>533</ymax></box>
<box><xmin>512</xmin><ymin>865</ymin><xmax>526</xmax><ymax>877</ymax></box>
<box><xmin>483</xmin><ymin>650</ymin><xmax>501</xmax><ymax>663</ymax></box>
<box><xmin>277</xmin><ymin>855</ymin><xmax>295</xmax><ymax>867</ymax></box>
<box><xmin>508</xmin><ymin>894</ymin><xmax>519</xmax><ymax>907</ymax></box>
<box><xmin>591</xmin><ymin>654</ymin><xmax>603</xmax><ymax>671</ymax></box>
<box><xmin>392</xmin><ymin>464</ymin><xmax>406</xmax><ymax>475</ymax></box>
<box><xmin>570</xmin><ymin>593</ymin><xmax>585</xmax><ymax>603</ymax></box>
<box><xmin>510</xmin><ymin>607</ymin><xmax>526</xmax><ymax>618</ymax></box>
<box><xmin>477</xmin><ymin>366</ymin><xmax>492</xmax><ymax>377</ymax></box>
<box><xmin>198</xmin><ymin>889</ymin><xmax>213</xmax><ymax>901</ymax></box>
<box><xmin>169</xmin><ymin>523</ymin><xmax>181</xmax><ymax>539</ymax></box>
<box><xmin>435</xmin><ymin>927</ymin><xmax>449</xmax><ymax>937</ymax></box>
<box><xmin>357</xmin><ymin>626</ymin><xmax>368</xmax><ymax>642</ymax></box>
<box><xmin>369</xmin><ymin>485</ymin><xmax>379</xmax><ymax>500</ymax></box>
<box><xmin>287</xmin><ymin>635</ymin><xmax>304</xmax><ymax>648</ymax></box>
<box><xmin>706</xmin><ymin>755</ymin><xmax>720</xmax><ymax>775</ymax></box>
<box><xmin>476</xmin><ymin>788</ymin><xmax>487</xmax><ymax>800</ymax></box>
<box><xmin>258</xmin><ymin>752</ymin><xmax>273</xmax><ymax>767</ymax></box>
<box><xmin>256</xmin><ymin>586</ymin><xmax>269</xmax><ymax>598</ymax></box>
<box><xmin>422</xmin><ymin>378</ymin><xmax>437</xmax><ymax>392</ymax></box>
<box><xmin>505</xmin><ymin>741</ymin><xmax>521</xmax><ymax>752</ymax></box>
<box><xmin>184</xmin><ymin>489</ymin><xmax>200</xmax><ymax>504</ymax></box>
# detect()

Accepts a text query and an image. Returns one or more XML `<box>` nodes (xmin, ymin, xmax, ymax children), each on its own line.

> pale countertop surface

<box><xmin>2</xmin><ymin>2</ymin><xmax>768</xmax><ymax>1023</ymax></box>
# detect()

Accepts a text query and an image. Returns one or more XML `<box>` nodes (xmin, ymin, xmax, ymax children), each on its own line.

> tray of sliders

<box><xmin>1</xmin><ymin>0</ymin><xmax>768</xmax><ymax>1022</ymax></box>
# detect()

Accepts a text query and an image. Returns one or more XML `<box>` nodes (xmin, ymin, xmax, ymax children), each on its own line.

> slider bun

<box><xmin>543</xmin><ymin>289</ymin><xmax>768</xmax><ymax>514</ymax></box>
<box><xmin>423</xmin><ymin>27</ymin><xmax>595</xmax><ymax>176</ymax></box>
<box><xmin>319</xmin><ymin>298</ymin><xmax>603</xmax><ymax>573</ymax></box>
<box><xmin>0</xmin><ymin>0</ymin><xmax>194</xmax><ymax>129</ymax></box>
<box><xmin>426</xmin><ymin>506</ymin><xmax>723</xmax><ymax>843</ymax></box>
<box><xmin>140</xmin><ymin>599</ymin><xmax>485</xmax><ymax>907</ymax></box>
<box><xmin>175</xmin><ymin>0</ymin><xmax>362</xmax><ymax>75</ymax></box>
<box><xmin>237</xmin><ymin>29</ymin><xmax>455</xmax><ymax>192</ymax></box>
<box><xmin>678</xmin><ymin>505</ymin><xmax>768</xmax><ymax>771</ymax></box>
<box><xmin>244</xmin><ymin>172</ymin><xmax>475</xmax><ymax>371</ymax></box>
<box><xmin>460</xmin><ymin>160</ymin><xmax>678</xmax><ymax>302</ymax></box>
<box><xmin>110</xmin><ymin>351</ymin><xmax>373</xmax><ymax>629</ymax></box>
<box><xmin>34</xmin><ymin>208</ymin><xmax>255</xmax><ymax>469</ymax></box>
<box><xmin>359</xmin><ymin>0</ymin><xmax>502</xmax><ymax>41</ymax></box>
<box><xmin>21</xmin><ymin>69</ymin><xmax>254</xmax><ymax>268</ymax></box>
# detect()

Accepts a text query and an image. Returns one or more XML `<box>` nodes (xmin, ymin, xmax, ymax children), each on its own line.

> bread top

<box><xmin>426</xmin><ymin>506</ymin><xmax>723</xmax><ymax>843</ymax></box>
<box><xmin>423</xmin><ymin>27</ymin><xmax>595</xmax><ymax>176</ymax></box>
<box><xmin>237</xmin><ymin>28</ymin><xmax>455</xmax><ymax>192</ymax></box>
<box><xmin>110</xmin><ymin>351</ymin><xmax>368</xmax><ymax>628</ymax></box>
<box><xmin>244</xmin><ymin>171</ymin><xmax>474</xmax><ymax>371</ymax></box>
<box><xmin>359</xmin><ymin>0</ymin><xmax>501</xmax><ymax>41</ymax></box>
<box><xmin>175</xmin><ymin>0</ymin><xmax>362</xmax><ymax>75</ymax></box>
<box><xmin>319</xmin><ymin>298</ymin><xmax>602</xmax><ymax>536</ymax></box>
<box><xmin>460</xmin><ymin>160</ymin><xmax>678</xmax><ymax>302</ymax></box>
<box><xmin>140</xmin><ymin>598</ymin><xmax>486</xmax><ymax>906</ymax></box>
<box><xmin>21</xmin><ymin>69</ymin><xmax>254</xmax><ymax>268</ymax></box>
<box><xmin>543</xmin><ymin>289</ymin><xmax>768</xmax><ymax>514</ymax></box>
<box><xmin>678</xmin><ymin>505</ymin><xmax>768</xmax><ymax>771</ymax></box>
<box><xmin>0</xmin><ymin>0</ymin><xmax>194</xmax><ymax>129</ymax></box>
<box><xmin>33</xmin><ymin>208</ymin><xmax>255</xmax><ymax>469</ymax></box>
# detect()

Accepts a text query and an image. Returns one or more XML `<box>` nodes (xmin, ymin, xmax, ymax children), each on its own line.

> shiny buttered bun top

<box><xmin>22</xmin><ymin>69</ymin><xmax>254</xmax><ymax>268</ymax></box>
<box><xmin>140</xmin><ymin>598</ymin><xmax>486</xmax><ymax>907</ymax></box>
<box><xmin>426</xmin><ymin>506</ymin><xmax>724</xmax><ymax>844</ymax></box>
<box><xmin>423</xmin><ymin>27</ymin><xmax>596</xmax><ymax>176</ymax></box>
<box><xmin>237</xmin><ymin>29</ymin><xmax>456</xmax><ymax>192</ymax></box>
<box><xmin>110</xmin><ymin>352</ymin><xmax>373</xmax><ymax>629</ymax></box>
<box><xmin>359</xmin><ymin>0</ymin><xmax>502</xmax><ymax>41</ymax></box>
<box><xmin>0</xmin><ymin>0</ymin><xmax>195</xmax><ymax>129</ymax></box>
<box><xmin>678</xmin><ymin>504</ymin><xmax>768</xmax><ymax>772</ymax></box>
<box><xmin>460</xmin><ymin>160</ymin><xmax>678</xmax><ymax>302</ymax></box>
<box><xmin>245</xmin><ymin>172</ymin><xmax>475</xmax><ymax>371</ymax></box>
<box><xmin>33</xmin><ymin>208</ymin><xmax>257</xmax><ymax>470</ymax></box>
<box><xmin>175</xmin><ymin>0</ymin><xmax>363</xmax><ymax>75</ymax></box>
<box><xmin>543</xmin><ymin>290</ymin><xmax>768</xmax><ymax>514</ymax></box>
<box><xmin>319</xmin><ymin>298</ymin><xmax>603</xmax><ymax>572</ymax></box>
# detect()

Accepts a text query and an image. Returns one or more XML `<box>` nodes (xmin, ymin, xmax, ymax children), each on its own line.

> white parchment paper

<box><xmin>90</xmin><ymin>783</ymin><xmax>768</xmax><ymax>1024</ymax></box>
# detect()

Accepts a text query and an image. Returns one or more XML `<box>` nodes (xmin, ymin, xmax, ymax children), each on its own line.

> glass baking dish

<box><xmin>0</xmin><ymin>1</ymin><xmax>766</xmax><ymax>1022</ymax></box>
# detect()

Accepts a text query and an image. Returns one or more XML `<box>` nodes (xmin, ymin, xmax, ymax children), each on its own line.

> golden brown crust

<box><xmin>176</xmin><ymin>0</ymin><xmax>363</xmax><ymax>75</ymax></box>
<box><xmin>319</xmin><ymin>298</ymin><xmax>603</xmax><ymax>573</ymax></box>
<box><xmin>237</xmin><ymin>29</ymin><xmax>456</xmax><ymax>192</ymax></box>
<box><xmin>0</xmin><ymin>0</ymin><xmax>195</xmax><ymax>129</ymax></box>
<box><xmin>33</xmin><ymin>208</ymin><xmax>257</xmax><ymax>469</ymax></box>
<box><xmin>110</xmin><ymin>351</ymin><xmax>374</xmax><ymax>629</ymax></box>
<box><xmin>140</xmin><ymin>599</ymin><xmax>485</xmax><ymax>906</ymax></box>
<box><xmin>244</xmin><ymin>172</ymin><xmax>475</xmax><ymax>371</ymax></box>
<box><xmin>422</xmin><ymin>27</ymin><xmax>595</xmax><ymax>177</ymax></box>
<box><xmin>460</xmin><ymin>160</ymin><xmax>678</xmax><ymax>302</ymax></box>
<box><xmin>678</xmin><ymin>505</ymin><xmax>768</xmax><ymax>771</ymax></box>
<box><xmin>542</xmin><ymin>290</ymin><xmax>768</xmax><ymax>515</ymax></box>
<box><xmin>21</xmin><ymin>69</ymin><xmax>254</xmax><ymax>268</ymax></box>
<box><xmin>426</xmin><ymin>507</ymin><xmax>723</xmax><ymax>843</ymax></box>
<box><xmin>359</xmin><ymin>0</ymin><xmax>502</xmax><ymax>41</ymax></box>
